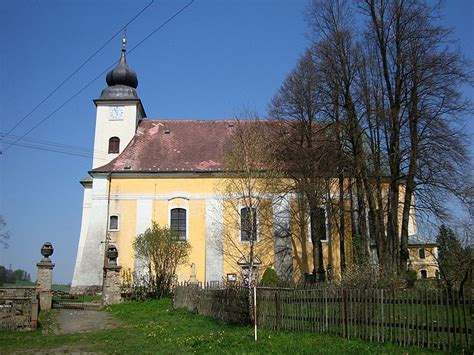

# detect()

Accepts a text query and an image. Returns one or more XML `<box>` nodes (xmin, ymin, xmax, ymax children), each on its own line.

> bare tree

<box><xmin>219</xmin><ymin>113</ymin><xmax>285</xmax><ymax>319</ymax></box>
<box><xmin>269</xmin><ymin>51</ymin><xmax>343</xmax><ymax>280</ymax></box>
<box><xmin>295</xmin><ymin>0</ymin><xmax>474</xmax><ymax>276</ymax></box>
<box><xmin>357</xmin><ymin>0</ymin><xmax>473</xmax><ymax>271</ymax></box>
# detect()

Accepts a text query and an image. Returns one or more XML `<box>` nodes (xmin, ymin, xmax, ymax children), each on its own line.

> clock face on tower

<box><xmin>109</xmin><ymin>106</ymin><xmax>124</xmax><ymax>120</ymax></box>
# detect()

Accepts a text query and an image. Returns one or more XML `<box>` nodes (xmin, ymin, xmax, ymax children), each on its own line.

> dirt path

<box><xmin>54</xmin><ymin>309</ymin><xmax>121</xmax><ymax>334</ymax></box>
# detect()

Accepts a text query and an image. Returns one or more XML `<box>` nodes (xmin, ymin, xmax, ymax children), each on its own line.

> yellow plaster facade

<box><xmin>103</xmin><ymin>175</ymin><xmax>365</xmax><ymax>285</ymax></box>
<box><xmin>408</xmin><ymin>245</ymin><xmax>439</xmax><ymax>279</ymax></box>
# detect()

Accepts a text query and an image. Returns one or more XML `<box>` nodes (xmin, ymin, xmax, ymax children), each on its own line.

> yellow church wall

<box><xmin>175</xmin><ymin>198</ymin><xmax>206</xmax><ymax>282</ymax></box>
<box><xmin>221</xmin><ymin>199</ymin><xmax>275</xmax><ymax>280</ymax></box>
<box><xmin>289</xmin><ymin>198</ymin><xmax>353</xmax><ymax>282</ymax></box>
<box><xmin>104</xmin><ymin>175</ymin><xmax>414</xmax><ymax>285</ymax></box>
<box><xmin>111</xmin><ymin>176</ymin><xmax>220</xmax><ymax>195</ymax></box>
<box><xmin>111</xmin><ymin>199</ymin><xmax>136</xmax><ymax>273</ymax></box>
<box><xmin>107</xmin><ymin>177</ymin><xmax>217</xmax><ymax>283</ymax></box>
<box><xmin>152</xmin><ymin>200</ymin><xmax>168</xmax><ymax>226</ymax></box>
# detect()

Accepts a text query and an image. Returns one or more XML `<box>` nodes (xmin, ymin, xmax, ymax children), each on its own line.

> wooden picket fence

<box><xmin>174</xmin><ymin>285</ymin><xmax>473</xmax><ymax>352</ymax></box>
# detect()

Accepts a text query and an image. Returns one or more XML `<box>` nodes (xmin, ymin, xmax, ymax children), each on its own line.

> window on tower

<box><xmin>108</xmin><ymin>137</ymin><xmax>120</xmax><ymax>154</ymax></box>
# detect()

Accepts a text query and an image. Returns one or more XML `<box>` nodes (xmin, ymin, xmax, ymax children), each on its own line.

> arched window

<box><xmin>241</xmin><ymin>207</ymin><xmax>257</xmax><ymax>242</ymax></box>
<box><xmin>420</xmin><ymin>270</ymin><xmax>427</xmax><ymax>279</ymax></box>
<box><xmin>108</xmin><ymin>137</ymin><xmax>120</xmax><ymax>154</ymax></box>
<box><xmin>170</xmin><ymin>208</ymin><xmax>186</xmax><ymax>241</ymax></box>
<box><xmin>419</xmin><ymin>248</ymin><xmax>425</xmax><ymax>259</ymax></box>
<box><xmin>109</xmin><ymin>215</ymin><xmax>119</xmax><ymax>231</ymax></box>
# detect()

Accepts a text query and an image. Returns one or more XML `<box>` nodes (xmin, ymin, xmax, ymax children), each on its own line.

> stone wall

<box><xmin>173</xmin><ymin>286</ymin><xmax>249</xmax><ymax>325</ymax></box>
<box><xmin>0</xmin><ymin>287</ymin><xmax>38</xmax><ymax>330</ymax></box>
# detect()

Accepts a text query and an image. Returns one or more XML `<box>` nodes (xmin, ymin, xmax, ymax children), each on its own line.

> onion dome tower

<box><xmin>91</xmin><ymin>34</ymin><xmax>146</xmax><ymax>169</ymax></box>
<box><xmin>99</xmin><ymin>36</ymin><xmax>140</xmax><ymax>100</ymax></box>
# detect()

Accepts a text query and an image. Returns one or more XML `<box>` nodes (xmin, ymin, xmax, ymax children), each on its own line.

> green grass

<box><xmin>52</xmin><ymin>294</ymin><xmax>102</xmax><ymax>303</ymax></box>
<box><xmin>51</xmin><ymin>284</ymin><xmax>70</xmax><ymax>292</ymax></box>
<box><xmin>0</xmin><ymin>298</ymin><xmax>447</xmax><ymax>354</ymax></box>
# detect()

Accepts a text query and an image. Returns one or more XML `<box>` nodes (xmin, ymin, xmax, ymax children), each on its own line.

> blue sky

<box><xmin>0</xmin><ymin>1</ymin><xmax>472</xmax><ymax>284</ymax></box>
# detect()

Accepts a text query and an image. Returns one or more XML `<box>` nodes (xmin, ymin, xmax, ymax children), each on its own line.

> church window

<box><xmin>170</xmin><ymin>208</ymin><xmax>186</xmax><ymax>241</ymax></box>
<box><xmin>241</xmin><ymin>207</ymin><xmax>257</xmax><ymax>242</ymax></box>
<box><xmin>420</xmin><ymin>269</ymin><xmax>427</xmax><ymax>279</ymax></box>
<box><xmin>109</xmin><ymin>215</ymin><xmax>119</xmax><ymax>231</ymax></box>
<box><xmin>308</xmin><ymin>207</ymin><xmax>327</xmax><ymax>241</ymax></box>
<box><xmin>419</xmin><ymin>248</ymin><xmax>425</xmax><ymax>259</ymax></box>
<box><xmin>108</xmin><ymin>137</ymin><xmax>120</xmax><ymax>154</ymax></box>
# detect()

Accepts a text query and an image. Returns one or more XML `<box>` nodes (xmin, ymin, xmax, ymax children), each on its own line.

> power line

<box><xmin>3</xmin><ymin>141</ymin><xmax>109</xmax><ymax>160</ymax></box>
<box><xmin>1</xmin><ymin>0</ymin><xmax>195</xmax><ymax>155</ymax></box>
<box><xmin>0</xmin><ymin>132</ymin><xmax>108</xmax><ymax>155</ymax></box>
<box><xmin>1</xmin><ymin>0</ymin><xmax>155</xmax><ymax>140</ymax></box>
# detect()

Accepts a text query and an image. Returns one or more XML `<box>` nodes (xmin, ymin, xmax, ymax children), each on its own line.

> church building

<box><xmin>71</xmin><ymin>38</ymin><xmax>418</xmax><ymax>293</ymax></box>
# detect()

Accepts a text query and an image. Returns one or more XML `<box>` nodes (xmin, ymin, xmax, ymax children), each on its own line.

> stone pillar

<box><xmin>102</xmin><ymin>245</ymin><xmax>122</xmax><ymax>306</ymax></box>
<box><xmin>36</xmin><ymin>242</ymin><xmax>55</xmax><ymax>310</ymax></box>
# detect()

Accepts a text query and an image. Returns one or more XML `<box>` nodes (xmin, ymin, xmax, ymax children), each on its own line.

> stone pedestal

<box><xmin>102</xmin><ymin>265</ymin><xmax>122</xmax><ymax>306</ymax></box>
<box><xmin>36</xmin><ymin>260</ymin><xmax>55</xmax><ymax>310</ymax></box>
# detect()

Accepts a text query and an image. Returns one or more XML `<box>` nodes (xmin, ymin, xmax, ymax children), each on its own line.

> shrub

<box><xmin>260</xmin><ymin>268</ymin><xmax>280</xmax><ymax>287</ymax></box>
<box><xmin>339</xmin><ymin>263</ymin><xmax>407</xmax><ymax>289</ymax></box>
<box><xmin>133</xmin><ymin>223</ymin><xmax>191</xmax><ymax>298</ymax></box>
<box><xmin>404</xmin><ymin>270</ymin><xmax>417</xmax><ymax>288</ymax></box>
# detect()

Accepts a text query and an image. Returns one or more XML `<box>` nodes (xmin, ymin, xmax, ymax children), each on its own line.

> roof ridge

<box><xmin>145</xmin><ymin>119</ymin><xmax>235</xmax><ymax>122</ymax></box>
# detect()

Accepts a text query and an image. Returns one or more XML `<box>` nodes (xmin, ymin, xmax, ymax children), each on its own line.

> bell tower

<box><xmin>92</xmin><ymin>35</ymin><xmax>146</xmax><ymax>169</ymax></box>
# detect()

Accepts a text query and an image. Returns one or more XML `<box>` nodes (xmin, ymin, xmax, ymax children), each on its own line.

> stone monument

<box><xmin>36</xmin><ymin>242</ymin><xmax>55</xmax><ymax>310</ymax></box>
<box><xmin>102</xmin><ymin>244</ymin><xmax>122</xmax><ymax>306</ymax></box>
<box><xmin>189</xmin><ymin>263</ymin><xmax>199</xmax><ymax>285</ymax></box>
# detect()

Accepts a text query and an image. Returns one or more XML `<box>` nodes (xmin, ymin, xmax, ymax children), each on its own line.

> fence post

<box><xmin>275</xmin><ymin>291</ymin><xmax>281</xmax><ymax>331</ymax></box>
<box><xmin>324</xmin><ymin>288</ymin><xmax>328</xmax><ymax>331</ymax></box>
<box><xmin>471</xmin><ymin>288</ymin><xmax>473</xmax><ymax>353</ymax></box>
<box><xmin>342</xmin><ymin>289</ymin><xmax>348</xmax><ymax>338</ymax></box>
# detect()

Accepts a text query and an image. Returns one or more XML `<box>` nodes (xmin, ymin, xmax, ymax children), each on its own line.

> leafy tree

<box><xmin>436</xmin><ymin>225</ymin><xmax>472</xmax><ymax>292</ymax></box>
<box><xmin>133</xmin><ymin>223</ymin><xmax>191</xmax><ymax>298</ymax></box>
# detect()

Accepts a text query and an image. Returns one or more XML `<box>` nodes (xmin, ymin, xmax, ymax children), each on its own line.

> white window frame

<box><xmin>168</xmin><ymin>205</ymin><xmax>189</xmax><ymax>242</ymax></box>
<box><xmin>307</xmin><ymin>206</ymin><xmax>328</xmax><ymax>243</ymax></box>
<box><xmin>239</xmin><ymin>205</ymin><xmax>259</xmax><ymax>243</ymax></box>
<box><xmin>420</xmin><ymin>269</ymin><xmax>428</xmax><ymax>279</ymax></box>
<box><xmin>109</xmin><ymin>214</ymin><xmax>120</xmax><ymax>231</ymax></box>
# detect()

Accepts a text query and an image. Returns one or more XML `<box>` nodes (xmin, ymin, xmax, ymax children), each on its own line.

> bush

<box><xmin>133</xmin><ymin>223</ymin><xmax>191</xmax><ymax>298</ymax></box>
<box><xmin>339</xmin><ymin>263</ymin><xmax>407</xmax><ymax>289</ymax></box>
<box><xmin>404</xmin><ymin>270</ymin><xmax>417</xmax><ymax>288</ymax></box>
<box><xmin>260</xmin><ymin>268</ymin><xmax>281</xmax><ymax>287</ymax></box>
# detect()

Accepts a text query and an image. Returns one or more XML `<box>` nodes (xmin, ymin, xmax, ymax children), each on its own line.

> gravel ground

<box><xmin>54</xmin><ymin>309</ymin><xmax>120</xmax><ymax>334</ymax></box>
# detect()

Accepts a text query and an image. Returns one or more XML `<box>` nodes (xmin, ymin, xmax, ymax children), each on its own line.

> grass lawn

<box><xmin>0</xmin><ymin>298</ymin><xmax>446</xmax><ymax>354</ymax></box>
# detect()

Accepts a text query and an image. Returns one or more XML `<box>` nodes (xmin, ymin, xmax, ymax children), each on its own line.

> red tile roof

<box><xmin>92</xmin><ymin>120</ymin><xmax>239</xmax><ymax>173</ymax></box>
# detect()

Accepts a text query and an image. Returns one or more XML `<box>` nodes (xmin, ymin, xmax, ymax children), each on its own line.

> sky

<box><xmin>0</xmin><ymin>0</ymin><xmax>472</xmax><ymax>284</ymax></box>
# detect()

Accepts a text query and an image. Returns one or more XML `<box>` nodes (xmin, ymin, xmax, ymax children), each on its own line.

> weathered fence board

<box><xmin>174</xmin><ymin>285</ymin><xmax>472</xmax><ymax>352</ymax></box>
